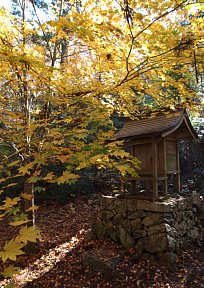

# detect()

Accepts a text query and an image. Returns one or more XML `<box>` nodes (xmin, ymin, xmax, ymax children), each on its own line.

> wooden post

<box><xmin>163</xmin><ymin>138</ymin><xmax>168</xmax><ymax>195</ymax></box>
<box><xmin>176</xmin><ymin>143</ymin><xmax>181</xmax><ymax>192</ymax></box>
<box><xmin>152</xmin><ymin>139</ymin><xmax>158</xmax><ymax>198</ymax></box>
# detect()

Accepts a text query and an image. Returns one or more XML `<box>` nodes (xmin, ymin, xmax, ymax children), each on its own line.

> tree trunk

<box><xmin>23</xmin><ymin>180</ymin><xmax>35</xmax><ymax>226</ymax></box>
<box><xmin>23</xmin><ymin>179</ymin><xmax>37</xmax><ymax>254</ymax></box>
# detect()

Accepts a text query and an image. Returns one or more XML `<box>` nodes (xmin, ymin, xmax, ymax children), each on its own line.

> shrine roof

<box><xmin>114</xmin><ymin>108</ymin><xmax>198</xmax><ymax>140</ymax></box>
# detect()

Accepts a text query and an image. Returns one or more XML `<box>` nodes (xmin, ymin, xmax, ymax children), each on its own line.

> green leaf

<box><xmin>34</xmin><ymin>186</ymin><xmax>45</xmax><ymax>193</ymax></box>
<box><xmin>6</xmin><ymin>206</ymin><xmax>20</xmax><ymax>216</ymax></box>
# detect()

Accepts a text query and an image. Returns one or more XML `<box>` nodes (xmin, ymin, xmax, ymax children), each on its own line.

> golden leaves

<box><xmin>17</xmin><ymin>226</ymin><xmax>41</xmax><ymax>244</ymax></box>
<box><xmin>0</xmin><ymin>239</ymin><xmax>25</xmax><ymax>262</ymax></box>
<box><xmin>57</xmin><ymin>171</ymin><xmax>80</xmax><ymax>185</ymax></box>
<box><xmin>2</xmin><ymin>265</ymin><xmax>20</xmax><ymax>278</ymax></box>
<box><xmin>19</xmin><ymin>163</ymin><xmax>34</xmax><ymax>176</ymax></box>
<box><xmin>1</xmin><ymin>197</ymin><xmax>21</xmax><ymax>210</ymax></box>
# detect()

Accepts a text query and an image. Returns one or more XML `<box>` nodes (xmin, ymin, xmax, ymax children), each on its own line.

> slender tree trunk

<box><xmin>23</xmin><ymin>179</ymin><xmax>35</xmax><ymax>226</ymax></box>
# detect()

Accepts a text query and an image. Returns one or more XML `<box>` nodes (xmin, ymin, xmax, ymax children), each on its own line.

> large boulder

<box><xmin>82</xmin><ymin>249</ymin><xmax>124</xmax><ymax>274</ymax></box>
<box><xmin>145</xmin><ymin>233</ymin><xmax>176</xmax><ymax>253</ymax></box>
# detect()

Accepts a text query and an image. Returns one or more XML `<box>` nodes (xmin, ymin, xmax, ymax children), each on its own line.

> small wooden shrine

<box><xmin>115</xmin><ymin>108</ymin><xmax>198</xmax><ymax>198</ymax></box>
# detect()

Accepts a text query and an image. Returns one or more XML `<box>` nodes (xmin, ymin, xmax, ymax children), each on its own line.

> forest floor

<box><xmin>0</xmin><ymin>193</ymin><xmax>203</xmax><ymax>288</ymax></box>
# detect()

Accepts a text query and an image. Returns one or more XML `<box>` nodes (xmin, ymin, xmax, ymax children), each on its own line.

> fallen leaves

<box><xmin>0</xmin><ymin>193</ymin><xmax>203</xmax><ymax>288</ymax></box>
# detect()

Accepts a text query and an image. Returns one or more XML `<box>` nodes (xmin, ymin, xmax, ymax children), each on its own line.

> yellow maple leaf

<box><xmin>2</xmin><ymin>265</ymin><xmax>20</xmax><ymax>278</ymax></box>
<box><xmin>42</xmin><ymin>172</ymin><xmax>55</xmax><ymax>181</ymax></box>
<box><xmin>3</xmin><ymin>197</ymin><xmax>21</xmax><ymax>210</ymax></box>
<box><xmin>10</xmin><ymin>219</ymin><xmax>30</xmax><ymax>226</ymax></box>
<box><xmin>7</xmin><ymin>160</ymin><xmax>20</xmax><ymax>168</ymax></box>
<box><xmin>0</xmin><ymin>239</ymin><xmax>25</xmax><ymax>262</ymax></box>
<box><xmin>57</xmin><ymin>171</ymin><xmax>79</xmax><ymax>185</ymax></box>
<box><xmin>26</xmin><ymin>205</ymin><xmax>39</xmax><ymax>212</ymax></box>
<box><xmin>18</xmin><ymin>162</ymin><xmax>34</xmax><ymax>176</ymax></box>
<box><xmin>17</xmin><ymin>226</ymin><xmax>41</xmax><ymax>244</ymax></box>
<box><xmin>20</xmin><ymin>193</ymin><xmax>32</xmax><ymax>200</ymax></box>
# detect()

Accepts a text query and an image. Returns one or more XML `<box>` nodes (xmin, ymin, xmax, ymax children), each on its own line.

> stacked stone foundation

<box><xmin>92</xmin><ymin>194</ymin><xmax>201</xmax><ymax>264</ymax></box>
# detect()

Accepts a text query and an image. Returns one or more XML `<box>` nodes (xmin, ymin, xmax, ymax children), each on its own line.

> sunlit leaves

<box><xmin>17</xmin><ymin>226</ymin><xmax>41</xmax><ymax>244</ymax></box>
<box><xmin>0</xmin><ymin>239</ymin><xmax>25</xmax><ymax>262</ymax></box>
<box><xmin>2</xmin><ymin>265</ymin><xmax>20</xmax><ymax>278</ymax></box>
<box><xmin>19</xmin><ymin>163</ymin><xmax>35</xmax><ymax>176</ymax></box>
<box><xmin>1</xmin><ymin>197</ymin><xmax>21</xmax><ymax>210</ymax></box>
<box><xmin>57</xmin><ymin>171</ymin><xmax>80</xmax><ymax>185</ymax></box>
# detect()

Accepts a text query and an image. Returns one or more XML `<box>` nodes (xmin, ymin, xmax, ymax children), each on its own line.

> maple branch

<box><xmin>0</xmin><ymin>137</ymin><xmax>25</xmax><ymax>162</ymax></box>
<box><xmin>133</xmin><ymin>0</ymin><xmax>188</xmax><ymax>40</ymax></box>
<box><xmin>29</xmin><ymin>0</ymin><xmax>54</xmax><ymax>64</ymax></box>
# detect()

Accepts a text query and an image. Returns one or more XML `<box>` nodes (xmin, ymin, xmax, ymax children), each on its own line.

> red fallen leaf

<box><xmin>146</xmin><ymin>272</ymin><xmax>151</xmax><ymax>279</ymax></box>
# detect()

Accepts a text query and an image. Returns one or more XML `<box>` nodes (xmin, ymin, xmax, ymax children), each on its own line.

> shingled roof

<box><xmin>114</xmin><ymin>108</ymin><xmax>198</xmax><ymax>140</ymax></box>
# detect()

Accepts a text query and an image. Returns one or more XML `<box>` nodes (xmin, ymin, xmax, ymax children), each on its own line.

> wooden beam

<box><xmin>163</xmin><ymin>138</ymin><xmax>168</xmax><ymax>196</ymax></box>
<box><xmin>176</xmin><ymin>143</ymin><xmax>181</xmax><ymax>192</ymax></box>
<box><xmin>152</xmin><ymin>139</ymin><xmax>158</xmax><ymax>198</ymax></box>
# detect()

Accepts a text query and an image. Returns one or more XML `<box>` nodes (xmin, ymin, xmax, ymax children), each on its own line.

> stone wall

<box><xmin>92</xmin><ymin>194</ymin><xmax>201</xmax><ymax>264</ymax></box>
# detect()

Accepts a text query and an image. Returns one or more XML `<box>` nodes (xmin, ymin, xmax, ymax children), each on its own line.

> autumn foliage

<box><xmin>0</xmin><ymin>0</ymin><xmax>204</xmax><ymax>280</ymax></box>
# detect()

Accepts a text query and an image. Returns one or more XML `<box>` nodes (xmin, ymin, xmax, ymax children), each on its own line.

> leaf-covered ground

<box><xmin>0</xmin><ymin>193</ymin><xmax>203</xmax><ymax>288</ymax></box>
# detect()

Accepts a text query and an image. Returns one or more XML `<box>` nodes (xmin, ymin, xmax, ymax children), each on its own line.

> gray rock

<box><xmin>101</xmin><ymin>196</ymin><xmax>115</xmax><ymax>210</ymax></box>
<box><xmin>105</xmin><ymin>220</ymin><xmax>114</xmax><ymax>230</ymax></box>
<box><xmin>92</xmin><ymin>218</ymin><xmax>106</xmax><ymax>240</ymax></box>
<box><xmin>135</xmin><ymin>238</ymin><xmax>146</xmax><ymax>253</ymax></box>
<box><xmin>148</xmin><ymin>223</ymin><xmax>177</xmax><ymax>238</ymax></box>
<box><xmin>114</xmin><ymin>199</ymin><xmax>126</xmax><ymax>216</ymax></box>
<box><xmin>187</xmin><ymin>218</ymin><xmax>194</xmax><ymax>228</ymax></box>
<box><xmin>145</xmin><ymin>233</ymin><xmax>176</xmax><ymax>253</ymax></box>
<box><xmin>137</xmin><ymin>200</ymin><xmax>176</xmax><ymax>212</ymax></box>
<box><xmin>107</xmin><ymin>229</ymin><xmax>118</xmax><ymax>241</ymax></box>
<box><xmin>82</xmin><ymin>249</ymin><xmax>124</xmax><ymax>274</ymax></box>
<box><xmin>98</xmin><ymin>210</ymin><xmax>116</xmax><ymax>220</ymax></box>
<box><xmin>186</xmin><ymin>210</ymin><xmax>194</xmax><ymax>219</ymax></box>
<box><xmin>174</xmin><ymin>212</ymin><xmax>182</xmax><ymax>222</ymax></box>
<box><xmin>126</xmin><ymin>199</ymin><xmax>138</xmax><ymax>212</ymax></box>
<box><xmin>122</xmin><ymin>199</ymin><xmax>127</xmax><ymax>211</ymax></box>
<box><xmin>117</xmin><ymin>226</ymin><xmax>135</xmax><ymax>248</ymax></box>
<box><xmin>177</xmin><ymin>198</ymin><xmax>187</xmax><ymax>210</ymax></box>
<box><xmin>187</xmin><ymin>227</ymin><xmax>200</xmax><ymax>238</ymax></box>
<box><xmin>122</xmin><ymin>218</ymin><xmax>132</xmax><ymax>233</ymax></box>
<box><xmin>128</xmin><ymin>211</ymin><xmax>147</xmax><ymax>219</ymax></box>
<box><xmin>176</xmin><ymin>220</ymin><xmax>187</xmax><ymax>236</ymax></box>
<box><xmin>142</xmin><ymin>213</ymin><xmax>164</xmax><ymax>227</ymax></box>
<box><xmin>133</xmin><ymin>230</ymin><xmax>147</xmax><ymax>239</ymax></box>
<box><xmin>131</xmin><ymin>218</ymin><xmax>142</xmax><ymax>230</ymax></box>
<box><xmin>112</xmin><ymin>213</ymin><xmax>124</xmax><ymax>226</ymax></box>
